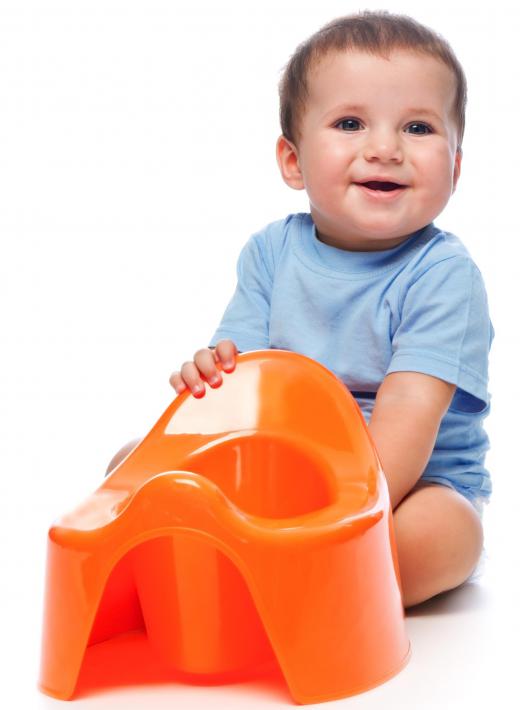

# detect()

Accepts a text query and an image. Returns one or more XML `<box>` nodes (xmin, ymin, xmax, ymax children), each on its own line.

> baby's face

<box><xmin>277</xmin><ymin>49</ymin><xmax>462</xmax><ymax>251</ymax></box>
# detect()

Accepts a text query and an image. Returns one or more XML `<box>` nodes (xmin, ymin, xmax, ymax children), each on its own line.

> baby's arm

<box><xmin>368</xmin><ymin>371</ymin><xmax>456</xmax><ymax>510</ymax></box>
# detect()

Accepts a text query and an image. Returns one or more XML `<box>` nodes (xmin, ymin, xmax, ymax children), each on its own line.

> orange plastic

<box><xmin>38</xmin><ymin>349</ymin><xmax>410</xmax><ymax>704</ymax></box>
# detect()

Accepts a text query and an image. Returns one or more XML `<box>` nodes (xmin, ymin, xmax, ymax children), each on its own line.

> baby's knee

<box><xmin>392</xmin><ymin>483</ymin><xmax>484</xmax><ymax>606</ymax></box>
<box><xmin>105</xmin><ymin>437</ymin><xmax>142</xmax><ymax>476</ymax></box>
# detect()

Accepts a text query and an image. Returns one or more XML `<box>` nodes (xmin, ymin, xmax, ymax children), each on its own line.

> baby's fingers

<box><xmin>168</xmin><ymin>361</ymin><xmax>205</xmax><ymax>397</ymax></box>
<box><xmin>214</xmin><ymin>339</ymin><xmax>238</xmax><ymax>371</ymax></box>
<box><xmin>169</xmin><ymin>370</ymin><xmax>187</xmax><ymax>394</ymax></box>
<box><xmin>193</xmin><ymin>348</ymin><xmax>222</xmax><ymax>388</ymax></box>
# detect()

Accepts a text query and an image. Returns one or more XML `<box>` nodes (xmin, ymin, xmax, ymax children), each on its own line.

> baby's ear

<box><xmin>275</xmin><ymin>135</ymin><xmax>305</xmax><ymax>190</ymax></box>
<box><xmin>452</xmin><ymin>148</ymin><xmax>462</xmax><ymax>194</ymax></box>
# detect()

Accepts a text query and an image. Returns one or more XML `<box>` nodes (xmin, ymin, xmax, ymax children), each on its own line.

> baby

<box><xmin>107</xmin><ymin>11</ymin><xmax>494</xmax><ymax>608</ymax></box>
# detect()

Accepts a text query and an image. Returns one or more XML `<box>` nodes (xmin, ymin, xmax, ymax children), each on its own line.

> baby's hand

<box><xmin>169</xmin><ymin>339</ymin><xmax>238</xmax><ymax>397</ymax></box>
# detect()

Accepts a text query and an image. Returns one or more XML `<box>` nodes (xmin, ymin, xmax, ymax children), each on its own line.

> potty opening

<box><xmin>182</xmin><ymin>432</ymin><xmax>334</xmax><ymax>518</ymax></box>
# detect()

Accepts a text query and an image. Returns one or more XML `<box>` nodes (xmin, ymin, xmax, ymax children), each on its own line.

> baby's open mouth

<box><xmin>356</xmin><ymin>181</ymin><xmax>406</xmax><ymax>191</ymax></box>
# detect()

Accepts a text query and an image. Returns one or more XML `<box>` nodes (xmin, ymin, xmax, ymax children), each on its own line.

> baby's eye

<box><xmin>335</xmin><ymin>118</ymin><xmax>362</xmax><ymax>131</ymax></box>
<box><xmin>405</xmin><ymin>122</ymin><xmax>433</xmax><ymax>135</ymax></box>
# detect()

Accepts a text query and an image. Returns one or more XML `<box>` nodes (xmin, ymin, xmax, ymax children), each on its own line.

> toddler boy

<box><xmin>114</xmin><ymin>12</ymin><xmax>494</xmax><ymax>608</ymax></box>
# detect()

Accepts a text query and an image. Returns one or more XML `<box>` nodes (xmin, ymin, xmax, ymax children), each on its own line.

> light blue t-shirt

<box><xmin>209</xmin><ymin>212</ymin><xmax>494</xmax><ymax>503</ymax></box>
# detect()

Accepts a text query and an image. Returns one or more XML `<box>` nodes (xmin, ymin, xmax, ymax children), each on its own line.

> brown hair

<box><xmin>278</xmin><ymin>10</ymin><xmax>467</xmax><ymax>153</ymax></box>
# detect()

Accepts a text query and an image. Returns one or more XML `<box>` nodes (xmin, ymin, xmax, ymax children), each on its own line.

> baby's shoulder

<box><xmin>244</xmin><ymin>212</ymin><xmax>304</xmax><ymax>265</ymax></box>
<box><xmin>408</xmin><ymin>225</ymin><xmax>481</xmax><ymax>279</ymax></box>
<box><xmin>249</xmin><ymin>211</ymin><xmax>302</xmax><ymax>244</ymax></box>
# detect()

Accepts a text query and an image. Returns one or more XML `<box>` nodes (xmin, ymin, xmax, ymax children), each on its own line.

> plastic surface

<box><xmin>38</xmin><ymin>349</ymin><xmax>410</xmax><ymax>704</ymax></box>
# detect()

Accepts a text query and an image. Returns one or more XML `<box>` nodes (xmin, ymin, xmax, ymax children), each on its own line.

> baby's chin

<box><xmin>348</xmin><ymin>218</ymin><xmax>433</xmax><ymax>246</ymax></box>
<box><xmin>315</xmin><ymin>229</ymin><xmax>413</xmax><ymax>251</ymax></box>
<box><xmin>311</xmin><ymin>207</ymin><xmax>433</xmax><ymax>250</ymax></box>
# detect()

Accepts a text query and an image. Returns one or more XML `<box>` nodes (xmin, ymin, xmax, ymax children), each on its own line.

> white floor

<box><xmin>2</xmin><ymin>434</ymin><xmax>518</xmax><ymax>710</ymax></box>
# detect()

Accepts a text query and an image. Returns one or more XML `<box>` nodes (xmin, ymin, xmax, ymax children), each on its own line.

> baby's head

<box><xmin>276</xmin><ymin>11</ymin><xmax>467</xmax><ymax>251</ymax></box>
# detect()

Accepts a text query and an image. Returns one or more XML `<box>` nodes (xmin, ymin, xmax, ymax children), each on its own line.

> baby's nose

<box><xmin>362</xmin><ymin>130</ymin><xmax>403</xmax><ymax>162</ymax></box>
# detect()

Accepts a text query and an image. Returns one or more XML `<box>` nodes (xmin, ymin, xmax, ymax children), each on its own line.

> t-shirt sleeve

<box><xmin>208</xmin><ymin>231</ymin><xmax>273</xmax><ymax>352</ymax></box>
<box><xmin>386</xmin><ymin>256</ymin><xmax>494</xmax><ymax>412</ymax></box>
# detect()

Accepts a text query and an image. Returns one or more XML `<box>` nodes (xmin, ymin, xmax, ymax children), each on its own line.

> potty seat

<box><xmin>38</xmin><ymin>349</ymin><xmax>410</xmax><ymax>704</ymax></box>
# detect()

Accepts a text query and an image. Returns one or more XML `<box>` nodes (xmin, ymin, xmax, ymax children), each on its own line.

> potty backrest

<box><xmin>103</xmin><ymin>350</ymin><xmax>381</xmax><ymax>516</ymax></box>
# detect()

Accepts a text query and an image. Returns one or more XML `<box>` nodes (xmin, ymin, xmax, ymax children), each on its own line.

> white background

<box><xmin>1</xmin><ymin>0</ymin><xmax>519</xmax><ymax>708</ymax></box>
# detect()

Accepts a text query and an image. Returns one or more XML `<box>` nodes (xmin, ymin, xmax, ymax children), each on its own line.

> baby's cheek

<box><xmin>422</xmin><ymin>173</ymin><xmax>455</xmax><ymax>216</ymax></box>
<box><xmin>420</xmin><ymin>149</ymin><xmax>455</xmax><ymax>188</ymax></box>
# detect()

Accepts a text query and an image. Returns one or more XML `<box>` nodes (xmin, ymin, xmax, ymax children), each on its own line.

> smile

<box><xmin>354</xmin><ymin>182</ymin><xmax>408</xmax><ymax>201</ymax></box>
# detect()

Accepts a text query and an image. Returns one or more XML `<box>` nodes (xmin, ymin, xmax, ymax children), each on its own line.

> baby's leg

<box><xmin>104</xmin><ymin>437</ymin><xmax>142</xmax><ymax>476</ymax></box>
<box><xmin>391</xmin><ymin>480</ymin><xmax>484</xmax><ymax>609</ymax></box>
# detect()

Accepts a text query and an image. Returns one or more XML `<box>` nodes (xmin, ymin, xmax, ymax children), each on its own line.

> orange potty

<box><xmin>38</xmin><ymin>349</ymin><xmax>410</xmax><ymax>704</ymax></box>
